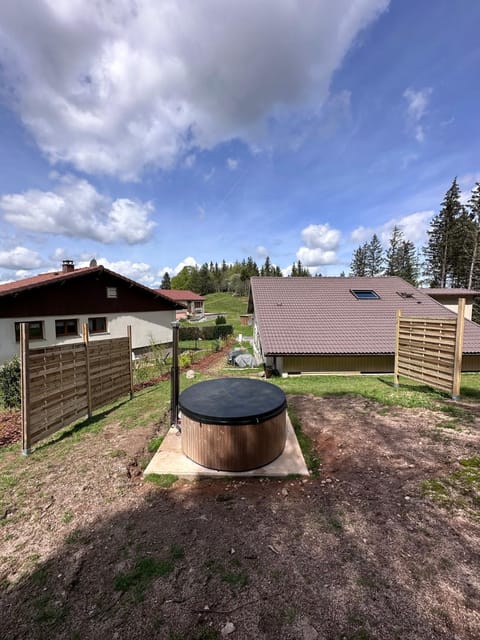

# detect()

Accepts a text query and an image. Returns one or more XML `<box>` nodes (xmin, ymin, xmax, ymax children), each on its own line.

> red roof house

<box><xmin>157</xmin><ymin>289</ymin><xmax>205</xmax><ymax>319</ymax></box>
<box><xmin>0</xmin><ymin>260</ymin><xmax>181</xmax><ymax>363</ymax></box>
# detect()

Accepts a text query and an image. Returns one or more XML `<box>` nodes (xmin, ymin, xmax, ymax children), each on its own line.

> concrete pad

<box><xmin>144</xmin><ymin>415</ymin><xmax>309</xmax><ymax>479</ymax></box>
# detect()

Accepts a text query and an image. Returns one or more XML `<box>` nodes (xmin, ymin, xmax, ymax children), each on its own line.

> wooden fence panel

<box><xmin>89</xmin><ymin>337</ymin><xmax>132</xmax><ymax>411</ymax></box>
<box><xmin>21</xmin><ymin>328</ymin><xmax>133</xmax><ymax>453</ymax></box>
<box><xmin>394</xmin><ymin>299</ymin><xmax>465</xmax><ymax>399</ymax></box>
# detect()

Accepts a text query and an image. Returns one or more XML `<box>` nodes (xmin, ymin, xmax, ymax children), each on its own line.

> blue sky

<box><xmin>0</xmin><ymin>0</ymin><xmax>479</xmax><ymax>286</ymax></box>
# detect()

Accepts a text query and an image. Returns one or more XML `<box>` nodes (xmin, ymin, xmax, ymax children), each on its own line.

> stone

<box><xmin>186</xmin><ymin>369</ymin><xmax>195</xmax><ymax>379</ymax></box>
<box><xmin>221</xmin><ymin>621</ymin><xmax>235</xmax><ymax>636</ymax></box>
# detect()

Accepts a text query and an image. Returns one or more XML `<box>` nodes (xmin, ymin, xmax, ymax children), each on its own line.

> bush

<box><xmin>0</xmin><ymin>356</ymin><xmax>21</xmax><ymax>409</ymax></box>
<box><xmin>215</xmin><ymin>315</ymin><xmax>227</xmax><ymax>325</ymax></box>
<box><xmin>179</xmin><ymin>325</ymin><xmax>233</xmax><ymax>341</ymax></box>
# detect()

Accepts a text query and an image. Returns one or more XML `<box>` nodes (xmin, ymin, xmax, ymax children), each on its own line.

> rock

<box><xmin>281</xmin><ymin>488</ymin><xmax>288</xmax><ymax>496</ymax></box>
<box><xmin>186</xmin><ymin>369</ymin><xmax>195</xmax><ymax>379</ymax></box>
<box><xmin>221</xmin><ymin>621</ymin><xmax>235</xmax><ymax>636</ymax></box>
<box><xmin>302</xmin><ymin>624</ymin><xmax>318</xmax><ymax>640</ymax></box>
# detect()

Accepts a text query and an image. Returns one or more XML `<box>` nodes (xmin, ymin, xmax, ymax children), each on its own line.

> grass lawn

<box><xmin>202</xmin><ymin>292</ymin><xmax>252</xmax><ymax>336</ymax></box>
<box><xmin>274</xmin><ymin>372</ymin><xmax>480</xmax><ymax>411</ymax></box>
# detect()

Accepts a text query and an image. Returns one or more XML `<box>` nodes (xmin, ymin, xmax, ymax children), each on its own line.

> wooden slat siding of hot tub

<box><xmin>181</xmin><ymin>411</ymin><xmax>287</xmax><ymax>472</ymax></box>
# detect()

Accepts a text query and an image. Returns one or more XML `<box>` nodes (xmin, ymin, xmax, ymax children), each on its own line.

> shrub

<box><xmin>0</xmin><ymin>356</ymin><xmax>21</xmax><ymax>409</ymax></box>
<box><xmin>215</xmin><ymin>315</ymin><xmax>227</xmax><ymax>325</ymax></box>
<box><xmin>179</xmin><ymin>325</ymin><xmax>233</xmax><ymax>341</ymax></box>
<box><xmin>179</xmin><ymin>352</ymin><xmax>192</xmax><ymax>368</ymax></box>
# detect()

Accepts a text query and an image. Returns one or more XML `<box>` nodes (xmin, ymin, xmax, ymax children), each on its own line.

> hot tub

<box><xmin>179</xmin><ymin>378</ymin><xmax>287</xmax><ymax>471</ymax></box>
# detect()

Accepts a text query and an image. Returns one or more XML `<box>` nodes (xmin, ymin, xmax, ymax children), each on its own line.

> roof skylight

<box><xmin>351</xmin><ymin>289</ymin><xmax>380</xmax><ymax>300</ymax></box>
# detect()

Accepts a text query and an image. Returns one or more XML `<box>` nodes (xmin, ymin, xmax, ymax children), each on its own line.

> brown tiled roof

<box><xmin>420</xmin><ymin>288</ymin><xmax>480</xmax><ymax>297</ymax></box>
<box><xmin>0</xmin><ymin>266</ymin><xmax>97</xmax><ymax>296</ymax></box>
<box><xmin>249</xmin><ymin>276</ymin><xmax>480</xmax><ymax>355</ymax></box>
<box><xmin>157</xmin><ymin>289</ymin><xmax>205</xmax><ymax>302</ymax></box>
<box><xmin>0</xmin><ymin>266</ymin><xmax>181</xmax><ymax>308</ymax></box>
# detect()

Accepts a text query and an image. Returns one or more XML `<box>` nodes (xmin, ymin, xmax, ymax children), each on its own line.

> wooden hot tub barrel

<box><xmin>179</xmin><ymin>378</ymin><xmax>287</xmax><ymax>472</ymax></box>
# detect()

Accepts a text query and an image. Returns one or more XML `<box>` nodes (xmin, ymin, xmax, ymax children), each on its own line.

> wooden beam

<box><xmin>393</xmin><ymin>309</ymin><xmax>401</xmax><ymax>388</ymax></box>
<box><xmin>452</xmin><ymin>297</ymin><xmax>466</xmax><ymax>399</ymax></box>
<box><xmin>82</xmin><ymin>323</ymin><xmax>93</xmax><ymax>418</ymax></box>
<box><xmin>127</xmin><ymin>325</ymin><xmax>134</xmax><ymax>400</ymax></box>
<box><xmin>20</xmin><ymin>323</ymin><xmax>31</xmax><ymax>455</ymax></box>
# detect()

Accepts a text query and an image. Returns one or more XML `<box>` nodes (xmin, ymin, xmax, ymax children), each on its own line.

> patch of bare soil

<box><xmin>1</xmin><ymin>393</ymin><xmax>480</xmax><ymax>640</ymax></box>
<box><xmin>0</xmin><ymin>410</ymin><xmax>21</xmax><ymax>447</ymax></box>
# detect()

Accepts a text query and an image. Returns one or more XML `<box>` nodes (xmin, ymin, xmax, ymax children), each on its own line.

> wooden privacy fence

<box><xmin>394</xmin><ymin>298</ymin><xmax>465</xmax><ymax>399</ymax></box>
<box><xmin>21</xmin><ymin>324</ymin><xmax>133</xmax><ymax>454</ymax></box>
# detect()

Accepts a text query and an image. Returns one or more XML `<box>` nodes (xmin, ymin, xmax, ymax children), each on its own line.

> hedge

<box><xmin>0</xmin><ymin>356</ymin><xmax>21</xmax><ymax>409</ymax></box>
<box><xmin>179</xmin><ymin>324</ymin><xmax>233</xmax><ymax>341</ymax></box>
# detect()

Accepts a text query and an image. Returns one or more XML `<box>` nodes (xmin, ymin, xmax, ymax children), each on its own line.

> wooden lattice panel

<box><xmin>394</xmin><ymin>299</ymin><xmax>465</xmax><ymax>398</ymax></box>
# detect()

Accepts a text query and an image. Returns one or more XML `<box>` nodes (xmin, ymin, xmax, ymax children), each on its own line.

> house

<box><xmin>157</xmin><ymin>289</ymin><xmax>205</xmax><ymax>319</ymax></box>
<box><xmin>420</xmin><ymin>288</ymin><xmax>480</xmax><ymax>320</ymax></box>
<box><xmin>0</xmin><ymin>260</ymin><xmax>182</xmax><ymax>363</ymax></box>
<box><xmin>248</xmin><ymin>276</ymin><xmax>480</xmax><ymax>375</ymax></box>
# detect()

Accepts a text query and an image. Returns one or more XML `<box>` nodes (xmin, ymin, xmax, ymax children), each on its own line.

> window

<box><xmin>15</xmin><ymin>321</ymin><xmax>44</xmax><ymax>342</ymax></box>
<box><xmin>88</xmin><ymin>317</ymin><xmax>107</xmax><ymax>334</ymax></box>
<box><xmin>55</xmin><ymin>319</ymin><xmax>78</xmax><ymax>337</ymax></box>
<box><xmin>106</xmin><ymin>286</ymin><xmax>117</xmax><ymax>298</ymax></box>
<box><xmin>351</xmin><ymin>289</ymin><xmax>380</xmax><ymax>300</ymax></box>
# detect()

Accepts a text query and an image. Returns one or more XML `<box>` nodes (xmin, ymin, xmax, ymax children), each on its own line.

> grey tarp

<box><xmin>234</xmin><ymin>353</ymin><xmax>257</xmax><ymax>368</ymax></box>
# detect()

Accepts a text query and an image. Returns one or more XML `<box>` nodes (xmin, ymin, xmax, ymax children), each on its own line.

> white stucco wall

<box><xmin>438</xmin><ymin>300</ymin><xmax>473</xmax><ymax>320</ymax></box>
<box><xmin>0</xmin><ymin>310</ymin><xmax>175</xmax><ymax>363</ymax></box>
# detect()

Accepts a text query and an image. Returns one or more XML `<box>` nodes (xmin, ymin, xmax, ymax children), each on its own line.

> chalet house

<box><xmin>157</xmin><ymin>289</ymin><xmax>205</xmax><ymax>319</ymax></box>
<box><xmin>248</xmin><ymin>276</ymin><xmax>480</xmax><ymax>375</ymax></box>
<box><xmin>0</xmin><ymin>260</ymin><xmax>182</xmax><ymax>363</ymax></box>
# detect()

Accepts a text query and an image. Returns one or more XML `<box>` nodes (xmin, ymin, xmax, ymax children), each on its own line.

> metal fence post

<box><xmin>170</xmin><ymin>321</ymin><xmax>180</xmax><ymax>428</ymax></box>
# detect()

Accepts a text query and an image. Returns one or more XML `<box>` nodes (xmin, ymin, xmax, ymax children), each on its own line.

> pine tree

<box><xmin>397</xmin><ymin>240</ymin><xmax>419</xmax><ymax>285</ymax></box>
<box><xmin>197</xmin><ymin>263</ymin><xmax>214</xmax><ymax>295</ymax></box>
<box><xmin>261</xmin><ymin>256</ymin><xmax>272</xmax><ymax>276</ymax></box>
<box><xmin>350</xmin><ymin>243</ymin><xmax>368</xmax><ymax>276</ymax></box>
<box><xmin>160</xmin><ymin>271</ymin><xmax>171</xmax><ymax>289</ymax></box>
<box><xmin>385</xmin><ymin>226</ymin><xmax>403</xmax><ymax>276</ymax></box>
<box><xmin>451</xmin><ymin>207</ymin><xmax>476</xmax><ymax>287</ymax></box>
<box><xmin>365</xmin><ymin>234</ymin><xmax>384</xmax><ymax>276</ymax></box>
<box><xmin>424</xmin><ymin>178</ymin><xmax>463</xmax><ymax>287</ymax></box>
<box><xmin>467</xmin><ymin>182</ymin><xmax>480</xmax><ymax>289</ymax></box>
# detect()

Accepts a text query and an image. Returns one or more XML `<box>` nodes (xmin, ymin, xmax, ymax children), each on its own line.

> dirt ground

<box><xmin>1</xmin><ymin>361</ymin><xmax>480</xmax><ymax>639</ymax></box>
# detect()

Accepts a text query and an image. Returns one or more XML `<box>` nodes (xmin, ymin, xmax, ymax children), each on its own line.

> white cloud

<box><xmin>403</xmin><ymin>87</ymin><xmax>432</xmax><ymax>142</ymax></box>
<box><xmin>0</xmin><ymin>246</ymin><xmax>44</xmax><ymax>269</ymax></box>
<box><xmin>350</xmin><ymin>226</ymin><xmax>370</xmax><ymax>243</ymax></box>
<box><xmin>296</xmin><ymin>247</ymin><xmax>337</xmax><ymax>266</ymax></box>
<box><xmin>255</xmin><ymin>245</ymin><xmax>268</xmax><ymax>258</ymax></box>
<box><xmin>227</xmin><ymin>158</ymin><xmax>238</xmax><ymax>170</ymax></box>
<box><xmin>351</xmin><ymin>210</ymin><xmax>433</xmax><ymax>246</ymax></box>
<box><xmin>0</xmin><ymin>175</ymin><xmax>155</xmax><ymax>244</ymax></box>
<box><xmin>159</xmin><ymin>256</ymin><xmax>199</xmax><ymax>278</ymax></box>
<box><xmin>77</xmin><ymin>257</ymin><xmax>156</xmax><ymax>287</ymax></box>
<box><xmin>301</xmin><ymin>223</ymin><xmax>341</xmax><ymax>250</ymax></box>
<box><xmin>0</xmin><ymin>0</ymin><xmax>389</xmax><ymax>179</ymax></box>
<box><xmin>295</xmin><ymin>223</ymin><xmax>341</xmax><ymax>266</ymax></box>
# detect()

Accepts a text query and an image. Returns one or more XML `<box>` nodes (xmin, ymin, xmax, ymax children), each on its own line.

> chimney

<box><xmin>62</xmin><ymin>260</ymin><xmax>75</xmax><ymax>273</ymax></box>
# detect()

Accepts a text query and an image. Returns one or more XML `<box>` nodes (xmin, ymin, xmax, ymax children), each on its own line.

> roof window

<box><xmin>351</xmin><ymin>289</ymin><xmax>380</xmax><ymax>300</ymax></box>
